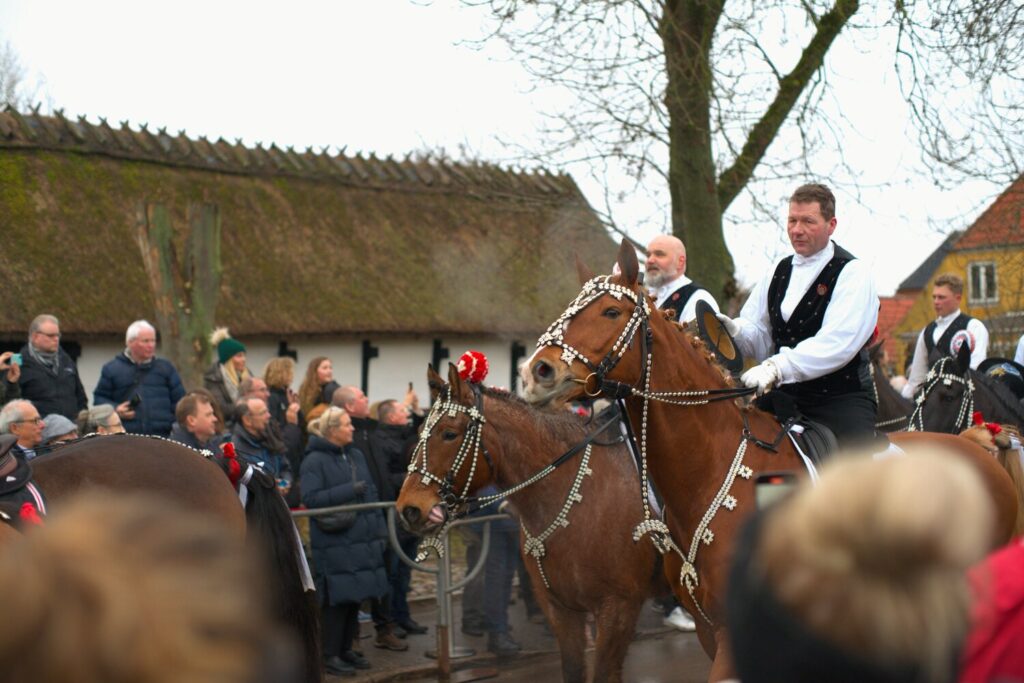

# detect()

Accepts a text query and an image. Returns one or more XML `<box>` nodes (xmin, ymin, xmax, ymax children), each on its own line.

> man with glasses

<box><xmin>17</xmin><ymin>314</ymin><xmax>87</xmax><ymax>421</ymax></box>
<box><xmin>231</xmin><ymin>397</ymin><xmax>292</xmax><ymax>493</ymax></box>
<box><xmin>76</xmin><ymin>405</ymin><xmax>127</xmax><ymax>436</ymax></box>
<box><xmin>0</xmin><ymin>400</ymin><xmax>45</xmax><ymax>460</ymax></box>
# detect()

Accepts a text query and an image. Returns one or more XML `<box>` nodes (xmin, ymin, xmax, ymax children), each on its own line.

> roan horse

<box><xmin>29</xmin><ymin>434</ymin><xmax>321</xmax><ymax>683</ymax></box>
<box><xmin>520</xmin><ymin>241</ymin><xmax>1019</xmax><ymax>682</ymax></box>
<box><xmin>909</xmin><ymin>343</ymin><xmax>1024</xmax><ymax>434</ymax></box>
<box><xmin>397</xmin><ymin>364</ymin><xmax>665</xmax><ymax>683</ymax></box>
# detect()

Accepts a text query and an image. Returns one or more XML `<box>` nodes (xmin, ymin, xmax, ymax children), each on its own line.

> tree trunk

<box><xmin>133</xmin><ymin>202</ymin><xmax>222</xmax><ymax>389</ymax></box>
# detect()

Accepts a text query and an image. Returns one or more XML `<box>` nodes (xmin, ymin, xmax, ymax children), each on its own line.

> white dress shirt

<box><xmin>732</xmin><ymin>242</ymin><xmax>879</xmax><ymax>385</ymax></box>
<box><xmin>1015</xmin><ymin>334</ymin><xmax>1024</xmax><ymax>365</ymax></box>
<box><xmin>901</xmin><ymin>310</ymin><xmax>990</xmax><ymax>399</ymax></box>
<box><xmin>649</xmin><ymin>273</ymin><xmax>719</xmax><ymax>323</ymax></box>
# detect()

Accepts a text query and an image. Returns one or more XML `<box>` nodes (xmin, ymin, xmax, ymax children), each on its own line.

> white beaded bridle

<box><xmin>908</xmin><ymin>357</ymin><xmax>975</xmax><ymax>433</ymax></box>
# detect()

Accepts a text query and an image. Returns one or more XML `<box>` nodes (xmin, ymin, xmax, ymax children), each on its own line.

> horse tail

<box><xmin>244</xmin><ymin>470</ymin><xmax>322</xmax><ymax>683</ymax></box>
<box><xmin>996</xmin><ymin>443</ymin><xmax>1024</xmax><ymax>537</ymax></box>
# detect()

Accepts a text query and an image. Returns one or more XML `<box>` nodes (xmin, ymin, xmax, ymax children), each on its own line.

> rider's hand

<box><xmin>741</xmin><ymin>360</ymin><xmax>780</xmax><ymax>396</ymax></box>
<box><xmin>716</xmin><ymin>313</ymin><xmax>741</xmax><ymax>337</ymax></box>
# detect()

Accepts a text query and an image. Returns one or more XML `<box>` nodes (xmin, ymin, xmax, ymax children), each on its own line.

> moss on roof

<box><xmin>0</xmin><ymin>112</ymin><xmax>617</xmax><ymax>339</ymax></box>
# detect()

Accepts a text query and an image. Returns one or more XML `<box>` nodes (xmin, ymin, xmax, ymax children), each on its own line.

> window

<box><xmin>968</xmin><ymin>262</ymin><xmax>998</xmax><ymax>305</ymax></box>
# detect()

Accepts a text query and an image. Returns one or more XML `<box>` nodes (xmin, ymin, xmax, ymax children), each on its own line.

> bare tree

<box><xmin>0</xmin><ymin>40</ymin><xmax>50</xmax><ymax>111</ymax></box>
<box><xmin>463</xmin><ymin>0</ymin><xmax>1022</xmax><ymax>299</ymax></box>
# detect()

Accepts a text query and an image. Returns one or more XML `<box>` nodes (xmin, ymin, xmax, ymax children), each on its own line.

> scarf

<box><xmin>27</xmin><ymin>343</ymin><xmax>59</xmax><ymax>374</ymax></box>
<box><xmin>220</xmin><ymin>363</ymin><xmax>251</xmax><ymax>402</ymax></box>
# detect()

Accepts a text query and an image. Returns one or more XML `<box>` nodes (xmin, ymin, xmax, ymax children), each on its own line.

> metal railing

<box><xmin>292</xmin><ymin>501</ymin><xmax>510</xmax><ymax>680</ymax></box>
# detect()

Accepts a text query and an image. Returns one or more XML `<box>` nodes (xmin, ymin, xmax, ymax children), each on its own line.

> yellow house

<box><xmin>893</xmin><ymin>174</ymin><xmax>1024</xmax><ymax>360</ymax></box>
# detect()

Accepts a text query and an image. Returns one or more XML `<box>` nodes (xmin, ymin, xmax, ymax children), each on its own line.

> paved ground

<box><xmin>332</xmin><ymin>593</ymin><xmax>711</xmax><ymax>683</ymax></box>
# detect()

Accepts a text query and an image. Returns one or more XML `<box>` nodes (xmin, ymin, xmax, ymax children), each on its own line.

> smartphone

<box><xmin>755</xmin><ymin>471</ymin><xmax>798</xmax><ymax>509</ymax></box>
<box><xmin>10</xmin><ymin>353</ymin><xmax>22</xmax><ymax>366</ymax></box>
<box><xmin>128</xmin><ymin>393</ymin><xmax>142</xmax><ymax>409</ymax></box>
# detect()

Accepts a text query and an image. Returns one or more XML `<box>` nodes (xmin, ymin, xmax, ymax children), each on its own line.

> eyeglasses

<box><xmin>13</xmin><ymin>417</ymin><xmax>44</xmax><ymax>425</ymax></box>
<box><xmin>35</xmin><ymin>331</ymin><xmax>60</xmax><ymax>339</ymax></box>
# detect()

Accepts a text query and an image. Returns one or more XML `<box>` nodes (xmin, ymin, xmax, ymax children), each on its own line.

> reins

<box><xmin>908</xmin><ymin>357</ymin><xmax>975</xmax><ymax>432</ymax></box>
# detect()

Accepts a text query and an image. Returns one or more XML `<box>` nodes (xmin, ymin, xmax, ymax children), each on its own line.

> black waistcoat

<box><xmin>924</xmin><ymin>313</ymin><xmax>971</xmax><ymax>365</ymax></box>
<box><xmin>767</xmin><ymin>243</ymin><xmax>869</xmax><ymax>397</ymax></box>
<box><xmin>660</xmin><ymin>280</ymin><xmax>706</xmax><ymax>322</ymax></box>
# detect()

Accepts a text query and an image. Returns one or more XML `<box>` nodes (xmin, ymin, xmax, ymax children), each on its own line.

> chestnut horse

<box><xmin>30</xmin><ymin>435</ymin><xmax>321</xmax><ymax>683</ymax></box>
<box><xmin>397</xmin><ymin>365</ymin><xmax>664</xmax><ymax>683</ymax></box>
<box><xmin>520</xmin><ymin>241</ymin><xmax>1018</xmax><ymax>682</ymax></box>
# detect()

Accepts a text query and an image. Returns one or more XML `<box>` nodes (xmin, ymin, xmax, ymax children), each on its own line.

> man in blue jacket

<box><xmin>93</xmin><ymin>320</ymin><xmax>185</xmax><ymax>437</ymax></box>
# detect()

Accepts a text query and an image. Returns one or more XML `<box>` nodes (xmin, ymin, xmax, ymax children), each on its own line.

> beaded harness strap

<box><xmin>908</xmin><ymin>357</ymin><xmax>975</xmax><ymax>432</ymax></box>
<box><xmin>869</xmin><ymin>361</ymin><xmax>911</xmax><ymax>430</ymax></box>
<box><xmin>536</xmin><ymin>275</ymin><xmax>758</xmax><ymax>626</ymax></box>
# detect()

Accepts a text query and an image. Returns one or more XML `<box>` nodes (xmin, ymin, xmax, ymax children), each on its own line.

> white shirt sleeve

<box><xmin>733</xmin><ymin>274</ymin><xmax>777</xmax><ymax>363</ymax></box>
<box><xmin>902</xmin><ymin>331</ymin><xmax>929</xmax><ymax>399</ymax></box>
<box><xmin>1015</xmin><ymin>335</ymin><xmax>1024</xmax><ymax>365</ymax></box>
<box><xmin>678</xmin><ymin>289</ymin><xmax>720</xmax><ymax>324</ymax></box>
<box><xmin>967</xmin><ymin>318</ymin><xmax>989</xmax><ymax>369</ymax></box>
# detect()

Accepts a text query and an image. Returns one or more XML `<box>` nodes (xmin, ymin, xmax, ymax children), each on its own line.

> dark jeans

<box><xmin>483</xmin><ymin>529</ymin><xmax>519</xmax><ymax>635</ymax></box>
<box><xmin>461</xmin><ymin>526</ymin><xmax>485</xmax><ymax>627</ymax></box>
<box><xmin>370</xmin><ymin>549</ymin><xmax>395</xmax><ymax>632</ymax></box>
<box><xmin>322</xmin><ymin>601</ymin><xmax>360</xmax><ymax>656</ymax></box>
<box><xmin>391</xmin><ymin>535</ymin><xmax>418</xmax><ymax>623</ymax></box>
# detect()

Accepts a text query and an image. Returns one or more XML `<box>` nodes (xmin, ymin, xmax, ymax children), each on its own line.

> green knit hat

<box><xmin>212</xmin><ymin>327</ymin><xmax>246</xmax><ymax>364</ymax></box>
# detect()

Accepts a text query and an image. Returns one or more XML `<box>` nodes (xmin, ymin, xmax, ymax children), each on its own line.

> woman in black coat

<box><xmin>301</xmin><ymin>406</ymin><xmax>389</xmax><ymax>677</ymax></box>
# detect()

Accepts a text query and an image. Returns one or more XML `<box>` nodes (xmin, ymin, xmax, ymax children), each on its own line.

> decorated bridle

<box><xmin>535</xmin><ymin>274</ymin><xmax>758</xmax><ymax>625</ymax></box>
<box><xmin>908</xmin><ymin>356</ymin><xmax>975</xmax><ymax>432</ymax></box>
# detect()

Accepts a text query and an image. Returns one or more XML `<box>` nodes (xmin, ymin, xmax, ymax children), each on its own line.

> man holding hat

<box><xmin>203</xmin><ymin>327</ymin><xmax>251</xmax><ymax>425</ymax></box>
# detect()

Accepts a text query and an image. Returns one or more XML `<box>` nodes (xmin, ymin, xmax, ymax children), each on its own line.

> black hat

<box><xmin>977</xmin><ymin>357</ymin><xmax>1024</xmax><ymax>399</ymax></box>
<box><xmin>694</xmin><ymin>299</ymin><xmax>744</xmax><ymax>377</ymax></box>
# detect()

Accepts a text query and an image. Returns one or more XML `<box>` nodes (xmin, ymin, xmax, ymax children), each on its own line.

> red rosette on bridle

<box><xmin>19</xmin><ymin>502</ymin><xmax>43</xmax><ymax>526</ymax></box>
<box><xmin>457</xmin><ymin>350</ymin><xmax>489</xmax><ymax>384</ymax></box>
<box><xmin>972</xmin><ymin>411</ymin><xmax>1003</xmax><ymax>437</ymax></box>
<box><xmin>221</xmin><ymin>441</ymin><xmax>243</xmax><ymax>487</ymax></box>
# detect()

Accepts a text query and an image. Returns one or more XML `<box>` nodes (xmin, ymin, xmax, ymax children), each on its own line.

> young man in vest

<box><xmin>901</xmin><ymin>273</ymin><xmax>989</xmax><ymax>399</ymax></box>
<box><xmin>645</xmin><ymin>235</ymin><xmax>719</xmax><ymax>323</ymax></box>
<box><xmin>717</xmin><ymin>183</ymin><xmax>880</xmax><ymax>450</ymax></box>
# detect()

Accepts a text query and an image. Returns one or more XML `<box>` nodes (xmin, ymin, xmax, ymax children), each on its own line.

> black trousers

<box><xmin>322</xmin><ymin>601</ymin><xmax>359</xmax><ymax>657</ymax></box>
<box><xmin>763</xmin><ymin>389</ymin><xmax>879</xmax><ymax>452</ymax></box>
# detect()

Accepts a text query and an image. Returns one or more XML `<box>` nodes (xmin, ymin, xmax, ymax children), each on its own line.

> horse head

<box><xmin>521</xmin><ymin>240</ymin><xmax>653</xmax><ymax>406</ymax></box>
<box><xmin>913</xmin><ymin>344</ymin><xmax>976</xmax><ymax>434</ymax></box>
<box><xmin>397</xmin><ymin>363</ymin><xmax>496</xmax><ymax>535</ymax></box>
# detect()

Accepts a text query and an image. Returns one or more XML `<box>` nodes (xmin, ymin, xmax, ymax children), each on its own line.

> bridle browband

<box><xmin>407</xmin><ymin>382</ymin><xmax>624</xmax><ymax>560</ymax></box>
<box><xmin>908</xmin><ymin>357</ymin><xmax>975</xmax><ymax>433</ymax></box>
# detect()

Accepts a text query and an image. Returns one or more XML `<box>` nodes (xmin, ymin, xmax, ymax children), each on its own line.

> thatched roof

<box><xmin>0</xmin><ymin>109</ymin><xmax>617</xmax><ymax>340</ymax></box>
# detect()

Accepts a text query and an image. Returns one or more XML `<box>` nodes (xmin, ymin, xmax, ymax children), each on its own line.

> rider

<box><xmin>901</xmin><ymin>273</ymin><xmax>989</xmax><ymax>399</ymax></box>
<box><xmin>645</xmin><ymin>235</ymin><xmax>719</xmax><ymax>323</ymax></box>
<box><xmin>717</xmin><ymin>183</ymin><xmax>880</xmax><ymax>450</ymax></box>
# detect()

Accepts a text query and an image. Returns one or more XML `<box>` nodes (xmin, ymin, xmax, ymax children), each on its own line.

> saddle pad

<box><xmin>786</xmin><ymin>426</ymin><xmax>821</xmax><ymax>484</ymax></box>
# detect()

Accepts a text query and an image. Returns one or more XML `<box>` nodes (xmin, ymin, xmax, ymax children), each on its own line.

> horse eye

<box><xmin>442</xmin><ymin>429</ymin><xmax>459</xmax><ymax>441</ymax></box>
<box><xmin>602</xmin><ymin>307</ymin><xmax>621</xmax><ymax>319</ymax></box>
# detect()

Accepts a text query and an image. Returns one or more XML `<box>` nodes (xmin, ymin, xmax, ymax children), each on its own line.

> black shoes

<box><xmin>487</xmin><ymin>632</ymin><xmax>521</xmax><ymax>657</ymax></box>
<box><xmin>461</xmin><ymin>618</ymin><xmax>485</xmax><ymax>637</ymax></box>
<box><xmin>397</xmin><ymin>618</ymin><xmax>428</xmax><ymax>635</ymax></box>
<box><xmin>323</xmin><ymin>655</ymin><xmax>356</xmax><ymax>677</ymax></box>
<box><xmin>340</xmin><ymin>650</ymin><xmax>371</xmax><ymax>670</ymax></box>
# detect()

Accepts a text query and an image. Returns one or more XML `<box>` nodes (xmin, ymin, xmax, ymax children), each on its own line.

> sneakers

<box><xmin>374</xmin><ymin>629</ymin><xmax>409</xmax><ymax>652</ymax></box>
<box><xmin>663</xmin><ymin>606</ymin><xmax>697</xmax><ymax>632</ymax></box>
<box><xmin>487</xmin><ymin>632</ymin><xmax>521</xmax><ymax>657</ymax></box>
<box><xmin>323</xmin><ymin>655</ymin><xmax>356</xmax><ymax>677</ymax></box>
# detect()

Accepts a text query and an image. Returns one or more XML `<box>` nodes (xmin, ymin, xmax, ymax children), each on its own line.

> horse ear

<box><xmin>427</xmin><ymin>364</ymin><xmax>445</xmax><ymax>403</ymax></box>
<box><xmin>955</xmin><ymin>340</ymin><xmax>972</xmax><ymax>374</ymax></box>
<box><xmin>616</xmin><ymin>239</ymin><xmax>639</xmax><ymax>286</ymax></box>
<box><xmin>575</xmin><ymin>253</ymin><xmax>594</xmax><ymax>285</ymax></box>
<box><xmin>447</xmin><ymin>363</ymin><xmax>474</xmax><ymax>403</ymax></box>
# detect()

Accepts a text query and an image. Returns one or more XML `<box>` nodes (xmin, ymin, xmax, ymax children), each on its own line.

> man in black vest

<box><xmin>717</xmin><ymin>183</ymin><xmax>879</xmax><ymax>449</ymax></box>
<box><xmin>645</xmin><ymin>235</ymin><xmax>720</xmax><ymax>323</ymax></box>
<box><xmin>901</xmin><ymin>273</ymin><xmax>989</xmax><ymax>399</ymax></box>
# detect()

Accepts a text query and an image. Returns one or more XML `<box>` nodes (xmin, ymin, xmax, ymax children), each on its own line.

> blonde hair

<box><xmin>262</xmin><ymin>356</ymin><xmax>296</xmax><ymax>391</ymax></box>
<box><xmin>308</xmin><ymin>406</ymin><xmax>348</xmax><ymax>439</ymax></box>
<box><xmin>0</xmin><ymin>493</ymin><xmax>284</xmax><ymax>683</ymax></box>
<box><xmin>757</xmin><ymin>449</ymin><xmax>993</xmax><ymax>680</ymax></box>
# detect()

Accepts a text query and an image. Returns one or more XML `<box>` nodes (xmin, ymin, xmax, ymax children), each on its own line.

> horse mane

<box><xmin>477</xmin><ymin>385</ymin><xmax>590</xmax><ymax>444</ymax></box>
<box><xmin>678</xmin><ymin>321</ymin><xmax>735</xmax><ymax>387</ymax></box>
<box><xmin>34</xmin><ymin>433</ymin><xmax>213</xmax><ymax>461</ymax></box>
<box><xmin>971</xmin><ymin>369</ymin><xmax>1024</xmax><ymax>424</ymax></box>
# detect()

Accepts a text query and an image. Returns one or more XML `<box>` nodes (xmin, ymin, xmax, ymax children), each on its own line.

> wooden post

<box><xmin>134</xmin><ymin>202</ymin><xmax>222</xmax><ymax>389</ymax></box>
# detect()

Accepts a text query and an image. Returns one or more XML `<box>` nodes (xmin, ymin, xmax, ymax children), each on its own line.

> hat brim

<box><xmin>694</xmin><ymin>300</ymin><xmax>744</xmax><ymax>377</ymax></box>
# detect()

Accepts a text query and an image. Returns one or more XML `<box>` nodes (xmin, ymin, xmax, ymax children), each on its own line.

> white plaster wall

<box><xmin>73</xmin><ymin>335</ymin><xmax>536</xmax><ymax>408</ymax></box>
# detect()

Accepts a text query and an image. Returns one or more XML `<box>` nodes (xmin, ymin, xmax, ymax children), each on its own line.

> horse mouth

<box><xmin>521</xmin><ymin>358</ymin><xmax>581</xmax><ymax>407</ymax></box>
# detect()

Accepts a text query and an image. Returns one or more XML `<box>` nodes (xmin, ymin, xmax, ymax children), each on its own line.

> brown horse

<box><xmin>519</xmin><ymin>241</ymin><xmax>1019</xmax><ymax>682</ymax></box>
<box><xmin>30</xmin><ymin>434</ymin><xmax>321</xmax><ymax>683</ymax></box>
<box><xmin>397</xmin><ymin>365</ymin><xmax>664</xmax><ymax>683</ymax></box>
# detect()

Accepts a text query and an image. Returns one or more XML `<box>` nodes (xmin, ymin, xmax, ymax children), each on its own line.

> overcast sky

<box><xmin>0</xmin><ymin>0</ymin><xmax>1006</xmax><ymax>295</ymax></box>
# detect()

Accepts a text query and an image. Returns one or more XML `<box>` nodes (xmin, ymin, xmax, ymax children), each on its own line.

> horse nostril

<box><xmin>533</xmin><ymin>360</ymin><xmax>553</xmax><ymax>382</ymax></box>
<box><xmin>401</xmin><ymin>506</ymin><xmax>421</xmax><ymax>526</ymax></box>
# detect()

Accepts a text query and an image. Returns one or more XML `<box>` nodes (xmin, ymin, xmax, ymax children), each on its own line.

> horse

<box><xmin>868</xmin><ymin>342</ymin><xmax>913</xmax><ymax>432</ymax></box>
<box><xmin>397</xmin><ymin>364</ymin><xmax>666</xmax><ymax>683</ymax></box>
<box><xmin>518</xmin><ymin>240</ymin><xmax>1019</xmax><ymax>682</ymax></box>
<box><xmin>910</xmin><ymin>344</ymin><xmax>1024</xmax><ymax>434</ymax></box>
<box><xmin>30</xmin><ymin>434</ymin><xmax>322</xmax><ymax>683</ymax></box>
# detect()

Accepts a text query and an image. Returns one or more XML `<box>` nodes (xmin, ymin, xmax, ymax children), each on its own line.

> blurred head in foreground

<box><xmin>0</xmin><ymin>492</ymin><xmax>295</xmax><ymax>683</ymax></box>
<box><xmin>728</xmin><ymin>449</ymin><xmax>994</xmax><ymax>683</ymax></box>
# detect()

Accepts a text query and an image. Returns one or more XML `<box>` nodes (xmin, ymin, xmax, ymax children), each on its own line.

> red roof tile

<box><xmin>955</xmin><ymin>174</ymin><xmax>1024</xmax><ymax>249</ymax></box>
<box><xmin>877</xmin><ymin>295</ymin><xmax>917</xmax><ymax>362</ymax></box>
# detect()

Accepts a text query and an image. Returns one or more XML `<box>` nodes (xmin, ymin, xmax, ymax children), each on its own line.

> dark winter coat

<box><xmin>369</xmin><ymin>421</ymin><xmax>416</xmax><ymax>497</ymax></box>
<box><xmin>231</xmin><ymin>423</ymin><xmax>292</xmax><ymax>483</ymax></box>
<box><xmin>168</xmin><ymin>422</ymin><xmax>227</xmax><ymax>452</ymax></box>
<box><xmin>17</xmin><ymin>345</ymin><xmax>87</xmax><ymax>421</ymax></box>
<box><xmin>93</xmin><ymin>353</ymin><xmax>185</xmax><ymax>437</ymax></box>
<box><xmin>202</xmin><ymin>361</ymin><xmax>238</xmax><ymax>426</ymax></box>
<box><xmin>300</xmin><ymin>435</ymin><xmax>389</xmax><ymax>605</ymax></box>
<box><xmin>268</xmin><ymin>386</ymin><xmax>304</xmax><ymax>507</ymax></box>
<box><xmin>350</xmin><ymin>416</ymin><xmax>393</xmax><ymax>501</ymax></box>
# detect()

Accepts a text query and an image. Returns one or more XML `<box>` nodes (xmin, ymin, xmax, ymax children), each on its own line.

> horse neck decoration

<box><xmin>911</xmin><ymin>345</ymin><xmax>1024</xmax><ymax>434</ymax></box>
<box><xmin>520</xmin><ymin>240</ymin><xmax>1021</xmax><ymax>681</ymax></box>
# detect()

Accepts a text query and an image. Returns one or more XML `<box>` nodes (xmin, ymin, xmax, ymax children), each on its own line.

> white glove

<box><xmin>741</xmin><ymin>360</ymin><xmax>780</xmax><ymax>396</ymax></box>
<box><xmin>716</xmin><ymin>313</ymin><xmax>741</xmax><ymax>337</ymax></box>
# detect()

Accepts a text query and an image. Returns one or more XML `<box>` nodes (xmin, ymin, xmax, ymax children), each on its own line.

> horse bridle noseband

<box><xmin>908</xmin><ymin>357</ymin><xmax>975</xmax><ymax>432</ymax></box>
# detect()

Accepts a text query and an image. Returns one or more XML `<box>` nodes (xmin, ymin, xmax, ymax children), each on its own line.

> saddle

<box><xmin>755</xmin><ymin>392</ymin><xmax>838</xmax><ymax>466</ymax></box>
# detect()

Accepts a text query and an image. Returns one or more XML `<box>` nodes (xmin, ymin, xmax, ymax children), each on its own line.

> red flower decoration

<box><xmin>973</xmin><ymin>411</ymin><xmax>984</xmax><ymax>426</ymax></box>
<box><xmin>972</xmin><ymin>411</ymin><xmax>1003</xmax><ymax>437</ymax></box>
<box><xmin>19</xmin><ymin>502</ymin><xmax>42</xmax><ymax>526</ymax></box>
<box><xmin>457</xmin><ymin>350</ymin><xmax>489</xmax><ymax>384</ymax></box>
<box><xmin>221</xmin><ymin>442</ymin><xmax>242</xmax><ymax>487</ymax></box>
